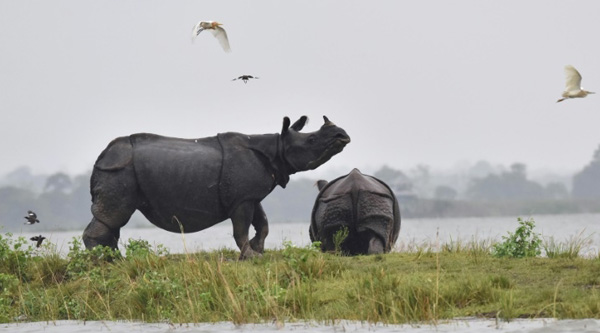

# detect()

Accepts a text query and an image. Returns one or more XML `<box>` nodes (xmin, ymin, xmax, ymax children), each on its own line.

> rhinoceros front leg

<box><xmin>83</xmin><ymin>217</ymin><xmax>121</xmax><ymax>250</ymax></box>
<box><xmin>231</xmin><ymin>201</ymin><xmax>261</xmax><ymax>260</ymax></box>
<box><xmin>83</xmin><ymin>167</ymin><xmax>138</xmax><ymax>251</ymax></box>
<box><xmin>249</xmin><ymin>202</ymin><xmax>269</xmax><ymax>253</ymax></box>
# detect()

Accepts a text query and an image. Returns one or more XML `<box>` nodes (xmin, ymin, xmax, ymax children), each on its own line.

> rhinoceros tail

<box><xmin>94</xmin><ymin>136</ymin><xmax>133</xmax><ymax>171</ymax></box>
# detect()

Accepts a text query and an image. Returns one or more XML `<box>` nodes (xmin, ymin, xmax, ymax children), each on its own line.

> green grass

<box><xmin>0</xmin><ymin>232</ymin><xmax>599</xmax><ymax>325</ymax></box>
<box><xmin>543</xmin><ymin>230</ymin><xmax>593</xmax><ymax>259</ymax></box>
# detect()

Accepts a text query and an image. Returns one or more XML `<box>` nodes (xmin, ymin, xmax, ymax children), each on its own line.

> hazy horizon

<box><xmin>1</xmin><ymin>1</ymin><xmax>599</xmax><ymax>179</ymax></box>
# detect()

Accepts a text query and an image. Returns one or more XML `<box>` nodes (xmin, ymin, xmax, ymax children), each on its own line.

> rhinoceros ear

<box><xmin>290</xmin><ymin>116</ymin><xmax>308</xmax><ymax>132</ymax></box>
<box><xmin>281</xmin><ymin>117</ymin><xmax>291</xmax><ymax>134</ymax></box>
<box><xmin>316</xmin><ymin>180</ymin><xmax>329</xmax><ymax>191</ymax></box>
<box><xmin>322</xmin><ymin>115</ymin><xmax>335</xmax><ymax>127</ymax></box>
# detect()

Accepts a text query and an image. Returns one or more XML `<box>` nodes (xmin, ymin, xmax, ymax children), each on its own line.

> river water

<box><xmin>6</xmin><ymin>213</ymin><xmax>600</xmax><ymax>333</ymax></box>
<box><xmin>14</xmin><ymin>213</ymin><xmax>600</xmax><ymax>256</ymax></box>
<box><xmin>3</xmin><ymin>318</ymin><xmax>600</xmax><ymax>333</ymax></box>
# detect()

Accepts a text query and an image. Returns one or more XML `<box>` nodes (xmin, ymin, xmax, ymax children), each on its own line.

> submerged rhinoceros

<box><xmin>83</xmin><ymin>116</ymin><xmax>350</xmax><ymax>259</ymax></box>
<box><xmin>309</xmin><ymin>169</ymin><xmax>400</xmax><ymax>255</ymax></box>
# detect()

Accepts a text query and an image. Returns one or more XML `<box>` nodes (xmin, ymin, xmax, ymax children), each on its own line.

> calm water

<box><xmin>14</xmin><ymin>213</ymin><xmax>600</xmax><ymax>256</ymax></box>
<box><xmin>3</xmin><ymin>319</ymin><xmax>600</xmax><ymax>333</ymax></box>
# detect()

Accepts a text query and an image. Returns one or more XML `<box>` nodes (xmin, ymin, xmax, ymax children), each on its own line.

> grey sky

<box><xmin>1</xmin><ymin>1</ymin><xmax>599</xmax><ymax>179</ymax></box>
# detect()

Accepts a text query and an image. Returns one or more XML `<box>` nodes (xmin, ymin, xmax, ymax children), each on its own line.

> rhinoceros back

<box><xmin>129</xmin><ymin>133</ymin><xmax>226</xmax><ymax>231</ymax></box>
<box><xmin>311</xmin><ymin>169</ymin><xmax>400</xmax><ymax>251</ymax></box>
<box><xmin>216</xmin><ymin>132</ymin><xmax>281</xmax><ymax>212</ymax></box>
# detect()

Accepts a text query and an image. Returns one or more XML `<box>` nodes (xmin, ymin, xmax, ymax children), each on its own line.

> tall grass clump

<box><xmin>492</xmin><ymin>217</ymin><xmax>541</xmax><ymax>258</ymax></box>
<box><xmin>442</xmin><ymin>237</ymin><xmax>493</xmax><ymax>259</ymax></box>
<box><xmin>543</xmin><ymin>231</ymin><xmax>593</xmax><ymax>259</ymax></box>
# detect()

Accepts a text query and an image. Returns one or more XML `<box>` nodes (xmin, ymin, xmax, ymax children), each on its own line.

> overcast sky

<box><xmin>1</xmin><ymin>1</ymin><xmax>599</xmax><ymax>180</ymax></box>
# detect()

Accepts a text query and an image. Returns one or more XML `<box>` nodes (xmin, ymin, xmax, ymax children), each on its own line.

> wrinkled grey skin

<box><xmin>83</xmin><ymin>116</ymin><xmax>350</xmax><ymax>259</ymax></box>
<box><xmin>310</xmin><ymin>169</ymin><xmax>400</xmax><ymax>255</ymax></box>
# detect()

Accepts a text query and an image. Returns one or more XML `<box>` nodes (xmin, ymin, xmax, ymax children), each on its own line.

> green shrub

<box><xmin>124</xmin><ymin>238</ymin><xmax>170</xmax><ymax>258</ymax></box>
<box><xmin>0</xmin><ymin>272</ymin><xmax>19</xmax><ymax>322</ymax></box>
<box><xmin>492</xmin><ymin>217</ymin><xmax>541</xmax><ymax>258</ymax></box>
<box><xmin>333</xmin><ymin>226</ymin><xmax>349</xmax><ymax>254</ymax></box>
<box><xmin>0</xmin><ymin>233</ymin><xmax>33</xmax><ymax>279</ymax></box>
<box><xmin>66</xmin><ymin>238</ymin><xmax>119</xmax><ymax>278</ymax></box>
<box><xmin>125</xmin><ymin>238</ymin><xmax>153</xmax><ymax>258</ymax></box>
<box><xmin>281</xmin><ymin>241</ymin><xmax>324</xmax><ymax>280</ymax></box>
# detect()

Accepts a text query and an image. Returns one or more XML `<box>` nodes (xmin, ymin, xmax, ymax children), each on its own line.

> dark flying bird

<box><xmin>30</xmin><ymin>235</ymin><xmax>46</xmax><ymax>248</ymax></box>
<box><xmin>232</xmin><ymin>75</ymin><xmax>259</xmax><ymax>84</ymax></box>
<box><xmin>24</xmin><ymin>210</ymin><xmax>39</xmax><ymax>225</ymax></box>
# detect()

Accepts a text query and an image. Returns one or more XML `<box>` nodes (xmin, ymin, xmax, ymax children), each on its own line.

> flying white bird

<box><xmin>192</xmin><ymin>21</ymin><xmax>231</xmax><ymax>53</ymax></box>
<box><xmin>557</xmin><ymin>65</ymin><xmax>595</xmax><ymax>102</ymax></box>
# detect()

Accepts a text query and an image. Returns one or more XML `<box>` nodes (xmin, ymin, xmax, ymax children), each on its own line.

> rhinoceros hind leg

<box><xmin>366</xmin><ymin>235</ymin><xmax>385</xmax><ymax>254</ymax></box>
<box><xmin>249</xmin><ymin>203</ymin><xmax>269</xmax><ymax>254</ymax></box>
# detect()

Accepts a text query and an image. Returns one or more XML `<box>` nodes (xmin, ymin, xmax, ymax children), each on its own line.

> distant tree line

<box><xmin>0</xmin><ymin>170</ymin><xmax>92</xmax><ymax>232</ymax></box>
<box><xmin>572</xmin><ymin>145</ymin><xmax>600</xmax><ymax>200</ymax></box>
<box><xmin>465</xmin><ymin>163</ymin><xmax>569</xmax><ymax>201</ymax></box>
<box><xmin>1</xmin><ymin>145</ymin><xmax>600</xmax><ymax>231</ymax></box>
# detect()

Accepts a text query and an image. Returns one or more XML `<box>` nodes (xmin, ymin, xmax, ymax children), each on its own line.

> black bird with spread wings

<box><xmin>232</xmin><ymin>75</ymin><xmax>259</xmax><ymax>84</ymax></box>
<box><xmin>24</xmin><ymin>210</ymin><xmax>39</xmax><ymax>225</ymax></box>
<box><xmin>30</xmin><ymin>235</ymin><xmax>46</xmax><ymax>248</ymax></box>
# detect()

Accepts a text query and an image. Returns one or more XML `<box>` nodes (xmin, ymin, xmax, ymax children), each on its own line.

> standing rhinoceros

<box><xmin>310</xmin><ymin>168</ymin><xmax>400</xmax><ymax>255</ymax></box>
<box><xmin>83</xmin><ymin>116</ymin><xmax>350</xmax><ymax>259</ymax></box>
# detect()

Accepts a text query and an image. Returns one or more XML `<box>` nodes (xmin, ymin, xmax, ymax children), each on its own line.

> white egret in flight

<box><xmin>557</xmin><ymin>65</ymin><xmax>594</xmax><ymax>102</ymax></box>
<box><xmin>192</xmin><ymin>21</ymin><xmax>231</xmax><ymax>53</ymax></box>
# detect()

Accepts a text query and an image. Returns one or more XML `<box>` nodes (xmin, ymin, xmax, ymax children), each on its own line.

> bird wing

<box><xmin>191</xmin><ymin>22</ymin><xmax>205</xmax><ymax>42</ymax></box>
<box><xmin>564</xmin><ymin>65</ymin><xmax>583</xmax><ymax>92</ymax></box>
<box><xmin>210</xmin><ymin>26</ymin><xmax>231</xmax><ymax>52</ymax></box>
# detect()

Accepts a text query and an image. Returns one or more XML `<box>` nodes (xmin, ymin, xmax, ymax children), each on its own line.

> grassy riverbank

<box><xmin>0</xmin><ymin>231</ymin><xmax>599</xmax><ymax>325</ymax></box>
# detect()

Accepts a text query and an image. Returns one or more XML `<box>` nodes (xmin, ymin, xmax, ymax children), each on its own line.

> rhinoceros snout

<box><xmin>335</xmin><ymin>132</ymin><xmax>351</xmax><ymax>142</ymax></box>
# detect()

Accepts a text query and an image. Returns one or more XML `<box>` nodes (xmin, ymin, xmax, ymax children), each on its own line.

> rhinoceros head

<box><xmin>280</xmin><ymin>115</ymin><xmax>350</xmax><ymax>172</ymax></box>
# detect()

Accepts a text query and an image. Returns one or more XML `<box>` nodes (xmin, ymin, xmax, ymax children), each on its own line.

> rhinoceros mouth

<box><xmin>306</xmin><ymin>137</ymin><xmax>351</xmax><ymax>170</ymax></box>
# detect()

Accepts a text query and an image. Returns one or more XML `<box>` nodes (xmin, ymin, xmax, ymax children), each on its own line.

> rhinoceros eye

<box><xmin>307</xmin><ymin>135</ymin><xmax>316</xmax><ymax>144</ymax></box>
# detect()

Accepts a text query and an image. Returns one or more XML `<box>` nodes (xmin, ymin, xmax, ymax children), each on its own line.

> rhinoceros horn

<box><xmin>323</xmin><ymin>116</ymin><xmax>335</xmax><ymax>127</ymax></box>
